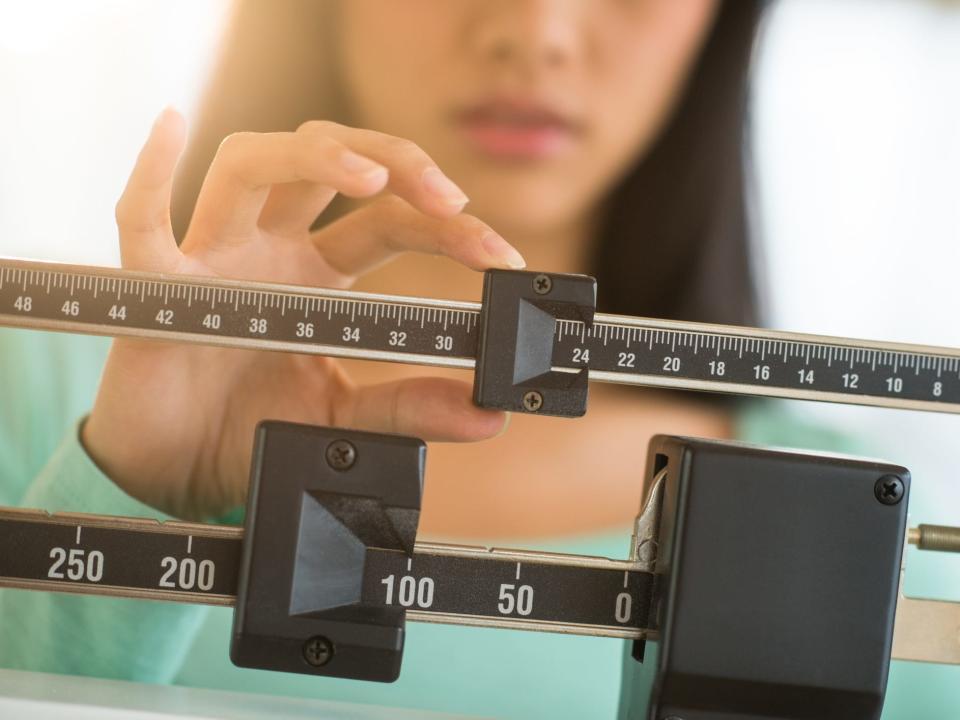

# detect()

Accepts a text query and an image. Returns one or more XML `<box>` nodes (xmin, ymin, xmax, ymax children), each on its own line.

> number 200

<box><xmin>159</xmin><ymin>556</ymin><xmax>215</xmax><ymax>592</ymax></box>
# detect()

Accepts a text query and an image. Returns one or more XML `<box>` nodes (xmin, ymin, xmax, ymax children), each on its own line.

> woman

<box><xmin>0</xmin><ymin>1</ymin><xmax>937</xmax><ymax>717</ymax></box>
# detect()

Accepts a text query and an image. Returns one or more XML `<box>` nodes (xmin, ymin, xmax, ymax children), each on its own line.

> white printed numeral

<box><xmin>48</xmin><ymin>547</ymin><xmax>104</xmax><ymax>583</ymax></box>
<box><xmin>159</xmin><ymin>557</ymin><xmax>215</xmax><ymax>591</ymax></box>
<box><xmin>614</xmin><ymin>592</ymin><xmax>632</xmax><ymax>624</ymax></box>
<box><xmin>497</xmin><ymin>583</ymin><xmax>533</xmax><ymax>616</ymax></box>
<box><xmin>61</xmin><ymin>300</ymin><xmax>80</xmax><ymax>316</ymax></box>
<box><xmin>13</xmin><ymin>296</ymin><xmax>32</xmax><ymax>312</ymax></box>
<box><xmin>155</xmin><ymin>309</ymin><xmax>173</xmax><ymax>325</ymax></box>
<box><xmin>381</xmin><ymin>574</ymin><xmax>434</xmax><ymax>608</ymax></box>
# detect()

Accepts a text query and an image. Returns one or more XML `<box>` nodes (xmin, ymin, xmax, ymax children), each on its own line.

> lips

<box><xmin>454</xmin><ymin>99</ymin><xmax>583</xmax><ymax>161</ymax></box>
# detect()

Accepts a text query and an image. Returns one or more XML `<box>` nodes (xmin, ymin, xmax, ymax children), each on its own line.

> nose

<box><xmin>470</xmin><ymin>0</ymin><xmax>582</xmax><ymax>71</ymax></box>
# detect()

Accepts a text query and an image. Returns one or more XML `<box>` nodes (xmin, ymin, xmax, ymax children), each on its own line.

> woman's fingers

<box><xmin>114</xmin><ymin>108</ymin><xmax>186</xmax><ymax>272</ymax></box>
<box><xmin>314</xmin><ymin>195</ymin><xmax>526</xmax><ymax>278</ymax></box>
<box><xmin>299</xmin><ymin>121</ymin><xmax>469</xmax><ymax>218</ymax></box>
<box><xmin>256</xmin><ymin>179</ymin><xmax>339</xmax><ymax>236</ymax></box>
<box><xmin>333</xmin><ymin>376</ymin><xmax>507</xmax><ymax>442</ymax></box>
<box><xmin>184</xmin><ymin>131</ymin><xmax>389</xmax><ymax>251</ymax></box>
<box><xmin>185</xmin><ymin>122</ymin><xmax>470</xmax><ymax>251</ymax></box>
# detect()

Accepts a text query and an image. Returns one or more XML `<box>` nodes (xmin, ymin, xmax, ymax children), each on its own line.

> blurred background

<box><xmin>753</xmin><ymin>0</ymin><xmax>960</xmax><ymax>605</ymax></box>
<box><xmin>1</xmin><ymin>0</ymin><xmax>959</xmax><ymax>712</ymax></box>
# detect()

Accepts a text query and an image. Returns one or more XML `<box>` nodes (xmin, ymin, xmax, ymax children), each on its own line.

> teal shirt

<box><xmin>0</xmin><ymin>327</ymin><xmax>957</xmax><ymax>718</ymax></box>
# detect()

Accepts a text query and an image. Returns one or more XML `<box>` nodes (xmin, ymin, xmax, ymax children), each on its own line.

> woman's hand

<box><xmin>82</xmin><ymin>109</ymin><xmax>524</xmax><ymax>520</ymax></box>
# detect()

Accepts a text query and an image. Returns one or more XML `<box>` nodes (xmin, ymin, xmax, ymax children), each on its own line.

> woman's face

<box><xmin>339</xmin><ymin>0</ymin><xmax>718</xmax><ymax>238</ymax></box>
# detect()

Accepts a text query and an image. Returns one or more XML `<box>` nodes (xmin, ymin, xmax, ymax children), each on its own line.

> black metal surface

<box><xmin>0</xmin><ymin>514</ymin><xmax>653</xmax><ymax>633</ymax></box>
<box><xmin>474</xmin><ymin>269</ymin><xmax>596</xmax><ymax>417</ymax></box>
<box><xmin>0</xmin><ymin>261</ymin><xmax>478</xmax><ymax>361</ymax></box>
<box><xmin>230</xmin><ymin>422</ymin><xmax>425</xmax><ymax>682</ymax></box>
<box><xmin>620</xmin><ymin>436</ymin><xmax>909</xmax><ymax>720</ymax></box>
<box><xmin>5</xmin><ymin>259</ymin><xmax>960</xmax><ymax>412</ymax></box>
<box><xmin>553</xmin><ymin>319</ymin><xmax>960</xmax><ymax>409</ymax></box>
<box><xmin>362</xmin><ymin>550</ymin><xmax>650</xmax><ymax>630</ymax></box>
<box><xmin>0</xmin><ymin>431</ymin><xmax>916</xmax><ymax>714</ymax></box>
<box><xmin>0</xmin><ymin>516</ymin><xmax>241</xmax><ymax>598</ymax></box>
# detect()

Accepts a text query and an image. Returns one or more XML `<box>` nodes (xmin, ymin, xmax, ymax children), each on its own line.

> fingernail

<box><xmin>340</xmin><ymin>150</ymin><xmax>387</xmax><ymax>178</ymax></box>
<box><xmin>152</xmin><ymin>106</ymin><xmax>176</xmax><ymax>131</ymax></box>
<box><xmin>495</xmin><ymin>412</ymin><xmax>512</xmax><ymax>439</ymax></box>
<box><xmin>422</xmin><ymin>167</ymin><xmax>469</xmax><ymax>206</ymax></box>
<box><xmin>482</xmin><ymin>232</ymin><xmax>526</xmax><ymax>269</ymax></box>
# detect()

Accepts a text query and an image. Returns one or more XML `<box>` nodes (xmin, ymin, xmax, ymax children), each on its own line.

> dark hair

<box><xmin>173</xmin><ymin>0</ymin><xmax>764</xmax><ymax>326</ymax></box>
<box><xmin>595</xmin><ymin>2</ymin><xmax>764</xmax><ymax>325</ymax></box>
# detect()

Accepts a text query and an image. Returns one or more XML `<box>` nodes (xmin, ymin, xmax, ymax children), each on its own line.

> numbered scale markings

<box><xmin>0</xmin><ymin>509</ymin><xmax>653</xmax><ymax>640</ymax></box>
<box><xmin>4</xmin><ymin>257</ymin><xmax>960</xmax><ymax>413</ymax></box>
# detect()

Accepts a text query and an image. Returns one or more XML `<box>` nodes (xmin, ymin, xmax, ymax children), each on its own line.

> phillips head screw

<box><xmin>874</xmin><ymin>475</ymin><xmax>905</xmax><ymax>506</ymax></box>
<box><xmin>522</xmin><ymin>390</ymin><xmax>544</xmax><ymax>412</ymax></box>
<box><xmin>533</xmin><ymin>274</ymin><xmax>552</xmax><ymax>295</ymax></box>
<box><xmin>326</xmin><ymin>440</ymin><xmax>357</xmax><ymax>471</ymax></box>
<box><xmin>302</xmin><ymin>636</ymin><xmax>334</xmax><ymax>667</ymax></box>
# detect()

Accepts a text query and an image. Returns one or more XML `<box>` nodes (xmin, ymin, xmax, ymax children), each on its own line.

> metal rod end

<box><xmin>908</xmin><ymin>524</ymin><xmax>960</xmax><ymax>554</ymax></box>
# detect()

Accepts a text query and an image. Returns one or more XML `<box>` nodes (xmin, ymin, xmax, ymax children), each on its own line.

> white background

<box><xmin>1</xmin><ymin>0</ymin><xmax>959</xmax><ymax>600</ymax></box>
<box><xmin>753</xmin><ymin>0</ymin><xmax>960</xmax><ymax>599</ymax></box>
